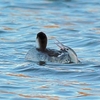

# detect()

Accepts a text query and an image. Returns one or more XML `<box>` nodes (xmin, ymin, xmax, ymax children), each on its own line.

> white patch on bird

<box><xmin>36</xmin><ymin>38</ymin><xmax>40</xmax><ymax>49</ymax></box>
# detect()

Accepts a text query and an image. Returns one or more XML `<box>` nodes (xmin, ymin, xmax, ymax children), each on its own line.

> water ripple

<box><xmin>0</xmin><ymin>0</ymin><xmax>100</xmax><ymax>99</ymax></box>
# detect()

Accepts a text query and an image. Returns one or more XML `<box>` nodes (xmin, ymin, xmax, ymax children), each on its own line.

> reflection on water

<box><xmin>0</xmin><ymin>0</ymin><xmax>100</xmax><ymax>99</ymax></box>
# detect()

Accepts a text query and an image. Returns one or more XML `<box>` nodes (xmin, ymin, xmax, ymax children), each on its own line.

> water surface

<box><xmin>0</xmin><ymin>0</ymin><xmax>100</xmax><ymax>100</ymax></box>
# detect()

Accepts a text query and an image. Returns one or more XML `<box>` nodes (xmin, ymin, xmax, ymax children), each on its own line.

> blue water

<box><xmin>0</xmin><ymin>0</ymin><xmax>100</xmax><ymax>99</ymax></box>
